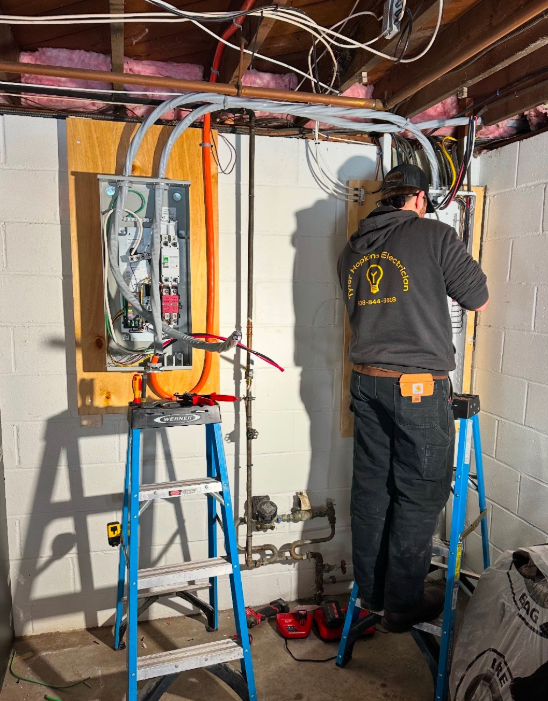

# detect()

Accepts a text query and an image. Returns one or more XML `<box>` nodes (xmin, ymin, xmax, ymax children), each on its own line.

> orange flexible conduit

<box><xmin>149</xmin><ymin>0</ymin><xmax>257</xmax><ymax>400</ymax></box>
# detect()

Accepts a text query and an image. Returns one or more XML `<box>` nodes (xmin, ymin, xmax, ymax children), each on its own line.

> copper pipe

<box><xmin>0</xmin><ymin>59</ymin><xmax>384</xmax><ymax>110</ymax></box>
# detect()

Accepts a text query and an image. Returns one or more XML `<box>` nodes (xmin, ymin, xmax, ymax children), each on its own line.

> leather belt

<box><xmin>354</xmin><ymin>364</ymin><xmax>448</xmax><ymax>380</ymax></box>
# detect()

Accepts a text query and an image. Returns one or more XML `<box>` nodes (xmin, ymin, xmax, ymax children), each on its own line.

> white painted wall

<box><xmin>464</xmin><ymin>133</ymin><xmax>548</xmax><ymax>571</ymax></box>
<box><xmin>0</xmin><ymin>115</ymin><xmax>377</xmax><ymax>635</ymax></box>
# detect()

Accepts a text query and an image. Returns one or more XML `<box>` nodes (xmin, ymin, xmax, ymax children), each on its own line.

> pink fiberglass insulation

<box><xmin>242</xmin><ymin>68</ymin><xmax>298</xmax><ymax>120</ymax></box>
<box><xmin>123</xmin><ymin>58</ymin><xmax>204</xmax><ymax>119</ymax></box>
<box><xmin>477</xmin><ymin>117</ymin><xmax>519</xmax><ymax>139</ymax></box>
<box><xmin>525</xmin><ymin>104</ymin><xmax>548</xmax><ymax>131</ymax></box>
<box><xmin>409</xmin><ymin>95</ymin><xmax>459</xmax><ymax>137</ymax></box>
<box><xmin>304</xmin><ymin>83</ymin><xmax>374</xmax><ymax>129</ymax></box>
<box><xmin>20</xmin><ymin>48</ymin><xmax>113</xmax><ymax>112</ymax></box>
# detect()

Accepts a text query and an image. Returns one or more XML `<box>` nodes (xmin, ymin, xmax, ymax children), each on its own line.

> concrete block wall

<box><xmin>0</xmin><ymin>115</ymin><xmax>377</xmax><ymax>635</ymax></box>
<box><xmin>467</xmin><ymin>132</ymin><xmax>548</xmax><ymax>570</ymax></box>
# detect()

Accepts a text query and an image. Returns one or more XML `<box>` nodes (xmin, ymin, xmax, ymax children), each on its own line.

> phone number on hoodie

<box><xmin>358</xmin><ymin>297</ymin><xmax>397</xmax><ymax>306</ymax></box>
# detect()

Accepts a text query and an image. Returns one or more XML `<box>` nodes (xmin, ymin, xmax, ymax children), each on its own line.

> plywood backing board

<box><xmin>67</xmin><ymin>118</ymin><xmax>220</xmax><ymax>414</ymax></box>
<box><xmin>340</xmin><ymin>182</ymin><xmax>486</xmax><ymax>437</ymax></box>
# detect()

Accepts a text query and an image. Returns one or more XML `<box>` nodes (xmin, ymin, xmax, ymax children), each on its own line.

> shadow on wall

<box><xmin>290</xmin><ymin>154</ymin><xmax>376</xmax><ymax>600</ymax></box>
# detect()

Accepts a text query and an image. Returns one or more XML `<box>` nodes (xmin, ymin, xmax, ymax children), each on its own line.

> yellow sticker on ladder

<box><xmin>455</xmin><ymin>542</ymin><xmax>463</xmax><ymax>580</ymax></box>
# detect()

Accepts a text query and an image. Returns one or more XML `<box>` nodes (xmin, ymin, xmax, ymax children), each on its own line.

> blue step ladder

<box><xmin>111</xmin><ymin>399</ymin><xmax>257</xmax><ymax>701</ymax></box>
<box><xmin>336</xmin><ymin>394</ymin><xmax>490</xmax><ymax>701</ymax></box>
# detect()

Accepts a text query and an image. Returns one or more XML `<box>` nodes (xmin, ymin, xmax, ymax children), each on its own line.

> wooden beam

<box><xmin>374</xmin><ymin>0</ymin><xmax>548</xmax><ymax>109</ymax></box>
<box><xmin>340</xmin><ymin>0</ymin><xmax>441</xmax><ymax>92</ymax></box>
<box><xmin>109</xmin><ymin>0</ymin><xmax>125</xmax><ymax>92</ymax></box>
<box><xmin>217</xmin><ymin>0</ymin><xmax>292</xmax><ymax>85</ymax></box>
<box><xmin>400</xmin><ymin>13</ymin><xmax>548</xmax><ymax>117</ymax></box>
<box><xmin>468</xmin><ymin>45</ymin><xmax>548</xmax><ymax>123</ymax></box>
<box><xmin>0</xmin><ymin>1</ymin><xmax>20</xmax><ymax>105</ymax></box>
<box><xmin>480</xmin><ymin>77</ymin><xmax>548</xmax><ymax>125</ymax></box>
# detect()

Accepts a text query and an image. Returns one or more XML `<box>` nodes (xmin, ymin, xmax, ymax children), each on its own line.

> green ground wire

<box><xmin>45</xmin><ymin>696</ymin><xmax>63</xmax><ymax>701</ymax></box>
<box><xmin>10</xmin><ymin>651</ymin><xmax>90</xmax><ymax>690</ymax></box>
<box><xmin>109</xmin><ymin>188</ymin><xmax>147</xmax><ymax>213</ymax></box>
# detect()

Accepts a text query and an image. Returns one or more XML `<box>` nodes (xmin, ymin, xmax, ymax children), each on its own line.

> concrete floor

<box><xmin>1</xmin><ymin>602</ymin><xmax>439</xmax><ymax>701</ymax></box>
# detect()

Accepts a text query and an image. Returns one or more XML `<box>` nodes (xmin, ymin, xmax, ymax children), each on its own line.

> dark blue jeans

<box><xmin>350</xmin><ymin>370</ymin><xmax>455</xmax><ymax>614</ymax></box>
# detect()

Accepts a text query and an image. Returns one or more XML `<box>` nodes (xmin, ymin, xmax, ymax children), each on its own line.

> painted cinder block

<box><xmin>474</xmin><ymin>368</ymin><xmax>526</xmax><ymax>424</ymax></box>
<box><xmin>502</xmin><ymin>330</ymin><xmax>548</xmax><ymax>384</ymax></box>
<box><xmin>473</xmin><ymin>325</ymin><xmax>504</xmax><ymax>373</ymax></box>
<box><xmin>495</xmin><ymin>419</ymin><xmax>548</xmax><ymax>483</ymax></box>
<box><xmin>486</xmin><ymin>185</ymin><xmax>543</xmax><ymax>239</ymax></box>
<box><xmin>490</xmin><ymin>504</ymin><xmax>546</xmax><ymax>551</ymax></box>
<box><xmin>0</xmin><ymin>169</ymin><xmax>60</xmax><ymax>223</ymax></box>
<box><xmin>0</xmin><ymin>274</ymin><xmax>64</xmax><ymax>325</ymax></box>
<box><xmin>510</xmin><ymin>234</ymin><xmax>548</xmax><ymax>285</ymax></box>
<box><xmin>517</xmin><ymin>129</ymin><xmax>548</xmax><ymax>186</ymax></box>
<box><xmin>534</xmin><ymin>285</ymin><xmax>548</xmax><ymax>333</ymax></box>
<box><xmin>517</xmin><ymin>475</ymin><xmax>548</xmax><ymax>533</ymax></box>
<box><xmin>478</xmin><ymin>141</ymin><xmax>518</xmax><ymax>193</ymax></box>
<box><xmin>4</xmin><ymin>223</ymin><xmax>63</xmax><ymax>274</ymax></box>
<box><xmin>479</xmin><ymin>282</ymin><xmax>536</xmax><ymax>331</ymax></box>
<box><xmin>3</xmin><ymin>115</ymin><xmax>60</xmax><ymax>171</ymax></box>
<box><xmin>525</xmin><ymin>382</ymin><xmax>548</xmax><ymax>434</ymax></box>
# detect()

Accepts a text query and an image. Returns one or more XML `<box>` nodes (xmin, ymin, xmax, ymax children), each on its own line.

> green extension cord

<box><xmin>9</xmin><ymin>651</ymin><xmax>90</xmax><ymax>690</ymax></box>
<box><xmin>45</xmin><ymin>696</ymin><xmax>63</xmax><ymax>701</ymax></box>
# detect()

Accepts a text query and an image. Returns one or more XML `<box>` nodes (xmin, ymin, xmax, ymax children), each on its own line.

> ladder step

<box><xmin>432</xmin><ymin>537</ymin><xmax>449</xmax><ymax>557</ymax></box>
<box><xmin>138</xmin><ymin>557</ymin><xmax>233</xmax><ymax>590</ymax></box>
<box><xmin>137</xmin><ymin>639</ymin><xmax>244</xmax><ymax>681</ymax></box>
<box><xmin>414</xmin><ymin>615</ymin><xmax>443</xmax><ymax>636</ymax></box>
<box><xmin>122</xmin><ymin>582</ymin><xmax>211</xmax><ymax>603</ymax></box>
<box><xmin>139</xmin><ymin>477</ymin><xmax>222</xmax><ymax>502</ymax></box>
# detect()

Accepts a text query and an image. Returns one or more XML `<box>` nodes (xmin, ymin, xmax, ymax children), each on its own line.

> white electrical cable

<box><xmin>102</xmin><ymin>207</ymin><xmax>144</xmax><ymax>349</ymax></box>
<box><xmin>0</xmin><ymin>0</ymin><xmax>444</xmax><ymax>72</ymax></box>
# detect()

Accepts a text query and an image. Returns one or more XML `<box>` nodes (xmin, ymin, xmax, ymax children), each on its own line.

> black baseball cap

<box><xmin>381</xmin><ymin>163</ymin><xmax>435</xmax><ymax>213</ymax></box>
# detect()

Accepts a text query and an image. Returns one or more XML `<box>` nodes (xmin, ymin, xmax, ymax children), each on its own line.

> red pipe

<box><xmin>150</xmin><ymin>1</ymin><xmax>256</xmax><ymax>399</ymax></box>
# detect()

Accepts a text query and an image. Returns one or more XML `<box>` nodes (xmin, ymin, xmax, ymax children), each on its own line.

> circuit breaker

<box><xmin>98</xmin><ymin>175</ymin><xmax>192</xmax><ymax>372</ymax></box>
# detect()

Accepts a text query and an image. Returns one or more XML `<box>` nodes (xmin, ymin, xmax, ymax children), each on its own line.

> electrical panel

<box><xmin>98</xmin><ymin>175</ymin><xmax>193</xmax><ymax>372</ymax></box>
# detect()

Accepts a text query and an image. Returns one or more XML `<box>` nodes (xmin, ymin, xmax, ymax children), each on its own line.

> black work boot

<box><xmin>382</xmin><ymin>586</ymin><xmax>445</xmax><ymax>633</ymax></box>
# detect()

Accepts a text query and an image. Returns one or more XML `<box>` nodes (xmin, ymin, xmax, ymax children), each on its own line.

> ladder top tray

<box><xmin>129</xmin><ymin>401</ymin><xmax>221</xmax><ymax>429</ymax></box>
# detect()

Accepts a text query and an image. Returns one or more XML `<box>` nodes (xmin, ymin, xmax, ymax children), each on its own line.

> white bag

<box><xmin>450</xmin><ymin>544</ymin><xmax>548</xmax><ymax>700</ymax></box>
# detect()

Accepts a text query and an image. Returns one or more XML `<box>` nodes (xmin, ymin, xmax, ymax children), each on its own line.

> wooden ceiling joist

<box><xmin>218</xmin><ymin>0</ymin><xmax>292</xmax><ymax>85</ymax></box>
<box><xmin>399</xmin><ymin>13</ymin><xmax>548</xmax><ymax>117</ymax></box>
<box><xmin>0</xmin><ymin>1</ymin><xmax>21</xmax><ymax>105</ymax></box>
<box><xmin>374</xmin><ymin>0</ymin><xmax>548</xmax><ymax>109</ymax></box>
<box><xmin>109</xmin><ymin>0</ymin><xmax>125</xmax><ymax>93</ymax></box>
<box><xmin>340</xmin><ymin>0</ymin><xmax>441</xmax><ymax>92</ymax></box>
<box><xmin>480</xmin><ymin>78</ymin><xmax>548</xmax><ymax>126</ymax></box>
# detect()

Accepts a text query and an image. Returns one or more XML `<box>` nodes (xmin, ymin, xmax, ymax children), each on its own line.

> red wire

<box><xmin>191</xmin><ymin>333</ymin><xmax>285</xmax><ymax>372</ymax></box>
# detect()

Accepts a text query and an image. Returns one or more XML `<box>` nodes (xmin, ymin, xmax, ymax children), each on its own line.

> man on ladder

<box><xmin>337</xmin><ymin>164</ymin><xmax>489</xmax><ymax>633</ymax></box>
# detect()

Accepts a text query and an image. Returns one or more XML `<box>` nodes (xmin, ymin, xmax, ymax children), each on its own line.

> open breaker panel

<box><xmin>99</xmin><ymin>175</ymin><xmax>193</xmax><ymax>372</ymax></box>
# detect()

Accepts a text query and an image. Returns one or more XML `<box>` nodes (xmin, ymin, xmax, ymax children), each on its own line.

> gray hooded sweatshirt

<box><xmin>337</xmin><ymin>207</ymin><xmax>488</xmax><ymax>373</ymax></box>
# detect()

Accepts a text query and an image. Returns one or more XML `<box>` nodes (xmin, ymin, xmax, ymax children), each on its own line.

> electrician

<box><xmin>337</xmin><ymin>164</ymin><xmax>488</xmax><ymax>633</ymax></box>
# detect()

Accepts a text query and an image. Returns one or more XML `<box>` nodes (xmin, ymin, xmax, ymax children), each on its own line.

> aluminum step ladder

<box><xmin>336</xmin><ymin>394</ymin><xmax>490</xmax><ymax>701</ymax></box>
<box><xmin>112</xmin><ymin>399</ymin><xmax>257</xmax><ymax>701</ymax></box>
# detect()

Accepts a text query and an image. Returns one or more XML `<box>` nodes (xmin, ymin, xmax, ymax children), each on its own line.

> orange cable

<box><xmin>149</xmin><ymin>0</ymin><xmax>256</xmax><ymax>399</ymax></box>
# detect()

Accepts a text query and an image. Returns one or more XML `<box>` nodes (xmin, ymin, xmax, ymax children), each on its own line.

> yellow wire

<box><xmin>441</xmin><ymin>136</ymin><xmax>457</xmax><ymax>189</ymax></box>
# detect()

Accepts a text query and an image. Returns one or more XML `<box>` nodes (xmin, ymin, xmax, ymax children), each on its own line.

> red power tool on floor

<box><xmin>313</xmin><ymin>598</ymin><xmax>376</xmax><ymax>642</ymax></box>
<box><xmin>246</xmin><ymin>598</ymin><xmax>290</xmax><ymax>629</ymax></box>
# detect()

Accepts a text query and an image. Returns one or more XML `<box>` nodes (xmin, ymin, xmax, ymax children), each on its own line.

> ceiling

<box><xmin>1</xmin><ymin>0</ymin><xmax>548</xmax><ymax>130</ymax></box>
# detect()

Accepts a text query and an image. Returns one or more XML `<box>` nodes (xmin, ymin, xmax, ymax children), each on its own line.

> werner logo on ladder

<box><xmin>109</xmin><ymin>376</ymin><xmax>257</xmax><ymax>701</ymax></box>
<box><xmin>336</xmin><ymin>394</ymin><xmax>490</xmax><ymax>701</ymax></box>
